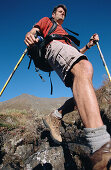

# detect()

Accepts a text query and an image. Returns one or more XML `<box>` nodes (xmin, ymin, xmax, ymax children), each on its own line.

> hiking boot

<box><xmin>90</xmin><ymin>140</ymin><xmax>111</xmax><ymax>170</ymax></box>
<box><xmin>43</xmin><ymin>113</ymin><xmax>62</xmax><ymax>143</ymax></box>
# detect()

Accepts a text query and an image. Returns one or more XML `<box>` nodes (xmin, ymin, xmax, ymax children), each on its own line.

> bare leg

<box><xmin>71</xmin><ymin>59</ymin><xmax>103</xmax><ymax>128</ymax></box>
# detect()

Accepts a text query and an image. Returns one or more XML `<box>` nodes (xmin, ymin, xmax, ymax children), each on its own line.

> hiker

<box><xmin>24</xmin><ymin>4</ymin><xmax>111</xmax><ymax>169</ymax></box>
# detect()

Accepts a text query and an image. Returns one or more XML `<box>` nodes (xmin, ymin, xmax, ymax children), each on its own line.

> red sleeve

<box><xmin>34</xmin><ymin>17</ymin><xmax>50</xmax><ymax>32</ymax></box>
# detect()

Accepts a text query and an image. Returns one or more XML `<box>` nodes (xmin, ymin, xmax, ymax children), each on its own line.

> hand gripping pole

<box><xmin>0</xmin><ymin>48</ymin><xmax>27</xmax><ymax>97</ymax></box>
<box><xmin>96</xmin><ymin>42</ymin><xmax>111</xmax><ymax>82</ymax></box>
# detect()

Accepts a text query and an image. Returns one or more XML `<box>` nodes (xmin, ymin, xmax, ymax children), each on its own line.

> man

<box><xmin>24</xmin><ymin>4</ymin><xmax>111</xmax><ymax>169</ymax></box>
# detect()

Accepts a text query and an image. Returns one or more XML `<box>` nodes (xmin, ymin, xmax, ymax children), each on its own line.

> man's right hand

<box><xmin>24</xmin><ymin>32</ymin><xmax>39</xmax><ymax>47</ymax></box>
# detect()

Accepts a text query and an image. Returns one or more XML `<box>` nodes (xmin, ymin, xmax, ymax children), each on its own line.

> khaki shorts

<box><xmin>45</xmin><ymin>40</ymin><xmax>87</xmax><ymax>87</ymax></box>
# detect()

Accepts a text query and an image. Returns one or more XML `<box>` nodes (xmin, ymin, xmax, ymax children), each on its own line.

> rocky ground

<box><xmin>0</xmin><ymin>79</ymin><xmax>111</xmax><ymax>170</ymax></box>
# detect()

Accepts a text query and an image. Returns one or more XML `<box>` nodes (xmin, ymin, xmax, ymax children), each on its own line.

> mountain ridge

<box><xmin>0</xmin><ymin>93</ymin><xmax>69</xmax><ymax>116</ymax></box>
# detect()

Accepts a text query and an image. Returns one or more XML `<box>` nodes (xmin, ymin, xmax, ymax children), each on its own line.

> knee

<box><xmin>71</xmin><ymin>60</ymin><xmax>93</xmax><ymax>80</ymax></box>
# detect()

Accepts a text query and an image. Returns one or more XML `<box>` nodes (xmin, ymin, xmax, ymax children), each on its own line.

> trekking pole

<box><xmin>0</xmin><ymin>48</ymin><xmax>27</xmax><ymax>97</ymax></box>
<box><xmin>96</xmin><ymin>41</ymin><xmax>111</xmax><ymax>82</ymax></box>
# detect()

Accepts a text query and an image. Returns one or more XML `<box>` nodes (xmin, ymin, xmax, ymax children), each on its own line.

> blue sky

<box><xmin>0</xmin><ymin>0</ymin><xmax>111</xmax><ymax>102</ymax></box>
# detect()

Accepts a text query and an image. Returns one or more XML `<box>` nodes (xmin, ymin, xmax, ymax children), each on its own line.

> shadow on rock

<box><xmin>101</xmin><ymin>109</ymin><xmax>111</xmax><ymax>135</ymax></box>
<box><xmin>107</xmin><ymin>159</ymin><xmax>111</xmax><ymax>170</ymax></box>
<box><xmin>33</xmin><ymin>163</ymin><xmax>53</xmax><ymax>170</ymax></box>
<box><xmin>61</xmin><ymin>142</ymin><xmax>77</xmax><ymax>170</ymax></box>
<box><xmin>41</xmin><ymin>129</ymin><xmax>78</xmax><ymax>170</ymax></box>
<box><xmin>41</xmin><ymin>130</ymin><xmax>61</xmax><ymax>147</ymax></box>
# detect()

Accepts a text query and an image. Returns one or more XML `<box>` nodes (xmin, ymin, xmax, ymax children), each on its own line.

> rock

<box><xmin>14</xmin><ymin>144</ymin><xmax>33</xmax><ymax>159</ymax></box>
<box><xmin>0</xmin><ymin>80</ymin><xmax>110</xmax><ymax>169</ymax></box>
<box><xmin>24</xmin><ymin>143</ymin><xmax>65</xmax><ymax>170</ymax></box>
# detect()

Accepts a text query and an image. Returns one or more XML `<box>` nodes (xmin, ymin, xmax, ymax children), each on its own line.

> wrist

<box><xmin>86</xmin><ymin>44</ymin><xmax>90</xmax><ymax>49</ymax></box>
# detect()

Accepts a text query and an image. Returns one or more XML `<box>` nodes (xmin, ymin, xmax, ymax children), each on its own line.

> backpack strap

<box><xmin>64</xmin><ymin>28</ymin><xmax>79</xmax><ymax>36</ymax></box>
<box><xmin>49</xmin><ymin>72</ymin><xmax>53</xmax><ymax>95</ymax></box>
<box><xmin>47</xmin><ymin>18</ymin><xmax>57</xmax><ymax>36</ymax></box>
<box><xmin>64</xmin><ymin>34</ymin><xmax>80</xmax><ymax>46</ymax></box>
<box><xmin>35</xmin><ymin>67</ymin><xmax>45</xmax><ymax>82</ymax></box>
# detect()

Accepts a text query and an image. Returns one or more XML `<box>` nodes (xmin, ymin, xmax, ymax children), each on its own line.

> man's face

<box><xmin>52</xmin><ymin>7</ymin><xmax>65</xmax><ymax>23</ymax></box>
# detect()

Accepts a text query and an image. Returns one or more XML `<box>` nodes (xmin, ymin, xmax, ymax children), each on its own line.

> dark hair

<box><xmin>52</xmin><ymin>4</ymin><xmax>67</xmax><ymax>17</ymax></box>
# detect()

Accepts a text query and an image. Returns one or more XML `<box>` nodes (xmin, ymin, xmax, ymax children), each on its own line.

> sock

<box><xmin>52</xmin><ymin>110</ymin><xmax>62</xmax><ymax>119</ymax></box>
<box><xmin>84</xmin><ymin>125</ymin><xmax>110</xmax><ymax>153</ymax></box>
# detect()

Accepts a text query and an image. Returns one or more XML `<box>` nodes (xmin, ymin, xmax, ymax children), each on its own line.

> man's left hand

<box><xmin>87</xmin><ymin>33</ymin><xmax>99</xmax><ymax>48</ymax></box>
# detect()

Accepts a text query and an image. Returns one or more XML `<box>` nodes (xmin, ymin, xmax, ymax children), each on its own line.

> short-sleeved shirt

<box><xmin>34</xmin><ymin>17</ymin><xmax>71</xmax><ymax>45</ymax></box>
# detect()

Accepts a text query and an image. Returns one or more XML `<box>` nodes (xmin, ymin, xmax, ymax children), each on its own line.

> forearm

<box><xmin>80</xmin><ymin>42</ymin><xmax>91</xmax><ymax>54</ymax></box>
<box><xmin>80</xmin><ymin>33</ymin><xmax>99</xmax><ymax>54</ymax></box>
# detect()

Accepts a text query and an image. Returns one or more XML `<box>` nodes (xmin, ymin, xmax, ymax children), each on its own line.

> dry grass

<box><xmin>96</xmin><ymin>78</ymin><xmax>111</xmax><ymax>109</ymax></box>
<box><xmin>0</xmin><ymin>109</ymin><xmax>29</xmax><ymax>131</ymax></box>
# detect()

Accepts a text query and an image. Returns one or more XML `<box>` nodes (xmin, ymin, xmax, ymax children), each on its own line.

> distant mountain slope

<box><xmin>0</xmin><ymin>79</ymin><xmax>110</xmax><ymax>119</ymax></box>
<box><xmin>0</xmin><ymin>93</ymin><xmax>69</xmax><ymax>114</ymax></box>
